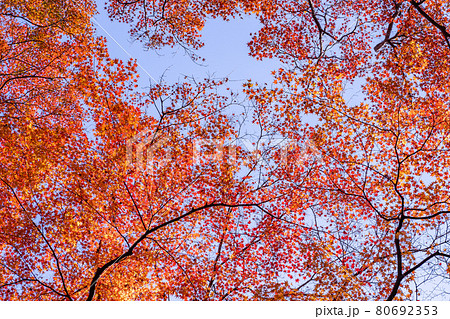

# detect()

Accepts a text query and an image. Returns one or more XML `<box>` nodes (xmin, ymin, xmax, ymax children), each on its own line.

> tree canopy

<box><xmin>1</xmin><ymin>0</ymin><xmax>450</xmax><ymax>300</ymax></box>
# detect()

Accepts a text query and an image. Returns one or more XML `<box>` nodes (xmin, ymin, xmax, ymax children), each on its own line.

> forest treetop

<box><xmin>1</xmin><ymin>0</ymin><xmax>450</xmax><ymax>300</ymax></box>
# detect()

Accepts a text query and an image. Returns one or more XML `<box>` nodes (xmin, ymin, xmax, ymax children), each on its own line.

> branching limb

<box><xmin>410</xmin><ymin>0</ymin><xmax>450</xmax><ymax>47</ymax></box>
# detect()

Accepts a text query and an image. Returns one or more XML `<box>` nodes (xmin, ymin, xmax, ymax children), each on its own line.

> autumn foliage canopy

<box><xmin>1</xmin><ymin>0</ymin><xmax>450</xmax><ymax>300</ymax></box>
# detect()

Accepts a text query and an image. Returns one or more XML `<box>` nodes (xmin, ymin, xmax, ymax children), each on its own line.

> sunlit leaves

<box><xmin>1</xmin><ymin>0</ymin><xmax>450</xmax><ymax>301</ymax></box>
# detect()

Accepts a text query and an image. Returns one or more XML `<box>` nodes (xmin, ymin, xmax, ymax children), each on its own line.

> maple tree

<box><xmin>1</xmin><ymin>0</ymin><xmax>450</xmax><ymax>300</ymax></box>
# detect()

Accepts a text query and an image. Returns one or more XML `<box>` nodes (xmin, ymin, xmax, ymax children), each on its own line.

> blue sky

<box><xmin>93</xmin><ymin>3</ymin><xmax>281</xmax><ymax>89</ymax></box>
